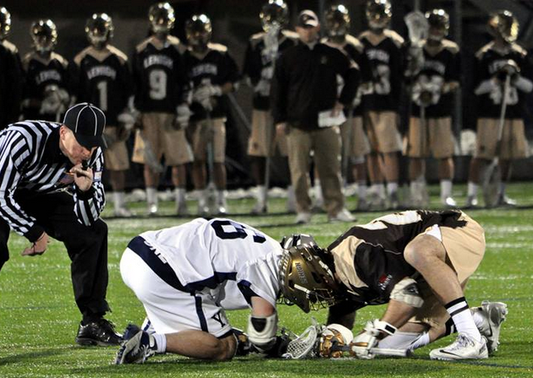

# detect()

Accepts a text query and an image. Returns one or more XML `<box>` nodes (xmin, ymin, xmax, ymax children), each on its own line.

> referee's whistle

<box><xmin>81</xmin><ymin>160</ymin><xmax>89</xmax><ymax>170</ymax></box>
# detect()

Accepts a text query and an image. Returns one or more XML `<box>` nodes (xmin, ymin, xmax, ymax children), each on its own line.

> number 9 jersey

<box><xmin>132</xmin><ymin>35</ymin><xmax>188</xmax><ymax>113</ymax></box>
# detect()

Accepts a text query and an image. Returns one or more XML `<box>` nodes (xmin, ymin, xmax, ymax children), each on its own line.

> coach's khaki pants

<box><xmin>287</xmin><ymin>125</ymin><xmax>344</xmax><ymax>216</ymax></box>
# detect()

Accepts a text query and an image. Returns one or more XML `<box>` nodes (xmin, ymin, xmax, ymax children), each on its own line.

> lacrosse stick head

<box><xmin>426</xmin><ymin>9</ymin><xmax>449</xmax><ymax>42</ymax></box>
<box><xmin>404</xmin><ymin>11</ymin><xmax>429</xmax><ymax>46</ymax></box>
<box><xmin>282</xmin><ymin>323</ymin><xmax>321</xmax><ymax>359</ymax></box>
<box><xmin>366</xmin><ymin>0</ymin><xmax>391</xmax><ymax>31</ymax></box>
<box><xmin>325</xmin><ymin>4</ymin><xmax>350</xmax><ymax>40</ymax></box>
<box><xmin>260</xmin><ymin>0</ymin><xmax>288</xmax><ymax>33</ymax></box>
<box><xmin>488</xmin><ymin>10</ymin><xmax>519</xmax><ymax>44</ymax></box>
<box><xmin>31</xmin><ymin>19</ymin><xmax>57</xmax><ymax>54</ymax></box>
<box><xmin>0</xmin><ymin>7</ymin><xmax>11</xmax><ymax>41</ymax></box>
<box><xmin>278</xmin><ymin>243</ymin><xmax>339</xmax><ymax>313</ymax></box>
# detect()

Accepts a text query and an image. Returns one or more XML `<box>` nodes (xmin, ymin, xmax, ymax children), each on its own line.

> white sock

<box><xmin>217</xmin><ymin>190</ymin><xmax>226</xmax><ymax>205</ymax></box>
<box><xmin>467</xmin><ymin>182</ymin><xmax>478</xmax><ymax>197</ymax></box>
<box><xmin>441</xmin><ymin>180</ymin><xmax>452</xmax><ymax>199</ymax></box>
<box><xmin>386</xmin><ymin>182</ymin><xmax>398</xmax><ymax>196</ymax></box>
<box><xmin>199</xmin><ymin>189</ymin><xmax>208</xmax><ymax>207</ymax></box>
<box><xmin>409</xmin><ymin>332</ymin><xmax>431</xmax><ymax>350</ymax></box>
<box><xmin>175</xmin><ymin>188</ymin><xmax>186</xmax><ymax>203</ymax></box>
<box><xmin>375</xmin><ymin>183</ymin><xmax>386</xmax><ymax>199</ymax></box>
<box><xmin>256</xmin><ymin>185</ymin><xmax>266</xmax><ymax>203</ymax></box>
<box><xmin>377</xmin><ymin>331</ymin><xmax>422</xmax><ymax>350</ymax></box>
<box><xmin>357</xmin><ymin>181</ymin><xmax>367</xmax><ymax>200</ymax></box>
<box><xmin>498</xmin><ymin>182</ymin><xmax>506</xmax><ymax>197</ymax></box>
<box><xmin>113</xmin><ymin>191</ymin><xmax>125</xmax><ymax>211</ymax></box>
<box><xmin>472</xmin><ymin>309</ymin><xmax>485</xmax><ymax>329</ymax></box>
<box><xmin>445</xmin><ymin>298</ymin><xmax>481</xmax><ymax>342</ymax></box>
<box><xmin>151</xmin><ymin>333</ymin><xmax>167</xmax><ymax>354</ymax></box>
<box><xmin>314</xmin><ymin>180</ymin><xmax>323</xmax><ymax>201</ymax></box>
<box><xmin>146</xmin><ymin>187</ymin><xmax>158</xmax><ymax>205</ymax></box>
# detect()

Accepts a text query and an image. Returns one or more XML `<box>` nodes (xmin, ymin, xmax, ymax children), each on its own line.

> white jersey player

<box><xmin>117</xmin><ymin>218</ymin><xmax>284</xmax><ymax>363</ymax></box>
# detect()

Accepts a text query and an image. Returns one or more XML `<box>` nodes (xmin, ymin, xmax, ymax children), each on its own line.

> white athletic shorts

<box><xmin>120</xmin><ymin>239</ymin><xmax>233</xmax><ymax>338</ymax></box>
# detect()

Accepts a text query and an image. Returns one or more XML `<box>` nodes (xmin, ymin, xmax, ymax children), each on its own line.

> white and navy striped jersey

<box><xmin>0</xmin><ymin>120</ymin><xmax>105</xmax><ymax>241</ymax></box>
<box><xmin>137</xmin><ymin>218</ymin><xmax>283</xmax><ymax>309</ymax></box>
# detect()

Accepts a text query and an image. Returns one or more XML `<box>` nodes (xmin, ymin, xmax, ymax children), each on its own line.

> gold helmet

<box><xmin>366</xmin><ymin>0</ymin><xmax>391</xmax><ymax>31</ymax></box>
<box><xmin>278</xmin><ymin>243</ymin><xmax>339</xmax><ymax>313</ymax></box>
<box><xmin>325</xmin><ymin>4</ymin><xmax>351</xmax><ymax>39</ymax></box>
<box><xmin>426</xmin><ymin>9</ymin><xmax>449</xmax><ymax>42</ymax></box>
<box><xmin>260</xmin><ymin>0</ymin><xmax>288</xmax><ymax>33</ymax></box>
<box><xmin>149</xmin><ymin>2</ymin><xmax>175</xmax><ymax>35</ymax></box>
<box><xmin>31</xmin><ymin>19</ymin><xmax>58</xmax><ymax>53</ymax></box>
<box><xmin>186</xmin><ymin>14</ymin><xmax>212</xmax><ymax>51</ymax></box>
<box><xmin>85</xmin><ymin>13</ymin><xmax>114</xmax><ymax>48</ymax></box>
<box><xmin>488</xmin><ymin>10</ymin><xmax>519</xmax><ymax>44</ymax></box>
<box><xmin>0</xmin><ymin>7</ymin><xmax>11</xmax><ymax>40</ymax></box>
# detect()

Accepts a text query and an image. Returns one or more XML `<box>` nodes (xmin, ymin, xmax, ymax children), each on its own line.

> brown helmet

<box><xmin>426</xmin><ymin>9</ymin><xmax>449</xmax><ymax>42</ymax></box>
<box><xmin>31</xmin><ymin>19</ymin><xmax>58</xmax><ymax>53</ymax></box>
<box><xmin>325</xmin><ymin>4</ymin><xmax>351</xmax><ymax>39</ymax></box>
<box><xmin>366</xmin><ymin>0</ymin><xmax>391</xmax><ymax>31</ymax></box>
<box><xmin>0</xmin><ymin>7</ymin><xmax>11</xmax><ymax>40</ymax></box>
<box><xmin>488</xmin><ymin>10</ymin><xmax>519</xmax><ymax>43</ymax></box>
<box><xmin>278</xmin><ymin>243</ymin><xmax>339</xmax><ymax>313</ymax></box>
<box><xmin>149</xmin><ymin>2</ymin><xmax>175</xmax><ymax>36</ymax></box>
<box><xmin>260</xmin><ymin>0</ymin><xmax>288</xmax><ymax>33</ymax></box>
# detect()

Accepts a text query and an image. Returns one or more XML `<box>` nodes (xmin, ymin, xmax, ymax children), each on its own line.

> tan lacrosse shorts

<box><xmin>191</xmin><ymin>118</ymin><xmax>226</xmax><ymax>163</ymax></box>
<box><xmin>247</xmin><ymin>109</ymin><xmax>288</xmax><ymax>157</ymax></box>
<box><xmin>410</xmin><ymin>212</ymin><xmax>486</xmax><ymax>329</ymax></box>
<box><xmin>132</xmin><ymin>112</ymin><xmax>193</xmax><ymax>166</ymax></box>
<box><xmin>103</xmin><ymin>127</ymin><xmax>130</xmax><ymax>171</ymax></box>
<box><xmin>406</xmin><ymin>117</ymin><xmax>455</xmax><ymax>159</ymax></box>
<box><xmin>364</xmin><ymin>111</ymin><xmax>402</xmax><ymax>153</ymax></box>
<box><xmin>475</xmin><ymin>118</ymin><xmax>529</xmax><ymax>160</ymax></box>
<box><xmin>340</xmin><ymin>116</ymin><xmax>370</xmax><ymax>159</ymax></box>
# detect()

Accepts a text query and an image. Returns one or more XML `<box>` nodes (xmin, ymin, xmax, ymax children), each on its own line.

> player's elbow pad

<box><xmin>247</xmin><ymin>313</ymin><xmax>277</xmax><ymax>351</ymax></box>
<box><xmin>514</xmin><ymin>76</ymin><xmax>533</xmax><ymax>93</ymax></box>
<box><xmin>390</xmin><ymin>277</ymin><xmax>424</xmax><ymax>308</ymax></box>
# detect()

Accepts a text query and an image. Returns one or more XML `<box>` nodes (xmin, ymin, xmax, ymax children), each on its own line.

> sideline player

<box><xmin>406</xmin><ymin>9</ymin><xmax>460</xmax><ymax>208</ymax></box>
<box><xmin>279</xmin><ymin>210</ymin><xmax>508</xmax><ymax>360</ymax></box>
<box><xmin>359</xmin><ymin>0</ymin><xmax>404</xmax><ymax>209</ymax></box>
<box><xmin>183</xmin><ymin>14</ymin><xmax>240</xmax><ymax>215</ymax></box>
<box><xmin>22</xmin><ymin>19</ymin><xmax>75</xmax><ymax>122</ymax></box>
<box><xmin>0</xmin><ymin>6</ymin><xmax>23</xmax><ymax>130</ymax></box>
<box><xmin>243</xmin><ymin>0</ymin><xmax>298</xmax><ymax>214</ymax></box>
<box><xmin>75</xmin><ymin>13</ymin><xmax>134</xmax><ymax>217</ymax></box>
<box><xmin>466</xmin><ymin>11</ymin><xmax>532</xmax><ymax>208</ymax></box>
<box><xmin>132</xmin><ymin>2</ymin><xmax>193</xmax><ymax>215</ymax></box>
<box><xmin>115</xmin><ymin>218</ymin><xmax>284</xmax><ymax>363</ymax></box>
<box><xmin>323</xmin><ymin>4</ymin><xmax>371</xmax><ymax>211</ymax></box>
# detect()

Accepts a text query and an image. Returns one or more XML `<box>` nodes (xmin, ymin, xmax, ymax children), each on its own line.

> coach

<box><xmin>272</xmin><ymin>10</ymin><xmax>358</xmax><ymax>224</ymax></box>
<box><xmin>0</xmin><ymin>103</ymin><xmax>121</xmax><ymax>346</ymax></box>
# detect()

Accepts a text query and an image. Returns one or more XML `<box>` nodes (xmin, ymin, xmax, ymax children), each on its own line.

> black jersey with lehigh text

<box><xmin>75</xmin><ymin>45</ymin><xmax>133</xmax><ymax>125</ymax></box>
<box><xmin>412</xmin><ymin>39</ymin><xmax>460</xmax><ymax>118</ymax></box>
<box><xmin>0</xmin><ymin>40</ymin><xmax>23</xmax><ymax>129</ymax></box>
<box><xmin>243</xmin><ymin>30</ymin><xmax>298</xmax><ymax>111</ymax></box>
<box><xmin>327</xmin><ymin>210</ymin><xmax>467</xmax><ymax>307</ymax></box>
<box><xmin>358</xmin><ymin>29</ymin><xmax>405</xmax><ymax>112</ymax></box>
<box><xmin>183</xmin><ymin>43</ymin><xmax>240</xmax><ymax>122</ymax></box>
<box><xmin>474</xmin><ymin>42</ymin><xmax>532</xmax><ymax>119</ymax></box>
<box><xmin>22</xmin><ymin>52</ymin><xmax>76</xmax><ymax>120</ymax></box>
<box><xmin>133</xmin><ymin>36</ymin><xmax>187</xmax><ymax>113</ymax></box>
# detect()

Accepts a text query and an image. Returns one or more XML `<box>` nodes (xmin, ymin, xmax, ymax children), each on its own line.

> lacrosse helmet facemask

<box><xmin>86</xmin><ymin>13</ymin><xmax>114</xmax><ymax>49</ymax></box>
<box><xmin>488</xmin><ymin>10</ymin><xmax>519</xmax><ymax>44</ymax></box>
<box><xmin>366</xmin><ymin>0</ymin><xmax>391</xmax><ymax>31</ymax></box>
<box><xmin>325</xmin><ymin>4</ymin><xmax>350</xmax><ymax>42</ymax></box>
<box><xmin>260</xmin><ymin>0</ymin><xmax>288</xmax><ymax>33</ymax></box>
<box><xmin>31</xmin><ymin>19</ymin><xmax>57</xmax><ymax>54</ymax></box>
<box><xmin>149</xmin><ymin>2</ymin><xmax>175</xmax><ymax>37</ymax></box>
<box><xmin>186</xmin><ymin>14</ymin><xmax>212</xmax><ymax>53</ymax></box>
<box><xmin>426</xmin><ymin>9</ymin><xmax>449</xmax><ymax>42</ymax></box>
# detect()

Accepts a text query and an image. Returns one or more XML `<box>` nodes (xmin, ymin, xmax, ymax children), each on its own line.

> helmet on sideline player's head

<box><xmin>488</xmin><ymin>10</ymin><xmax>519</xmax><ymax>44</ymax></box>
<box><xmin>426</xmin><ymin>9</ymin><xmax>449</xmax><ymax>42</ymax></box>
<box><xmin>85</xmin><ymin>13</ymin><xmax>114</xmax><ymax>49</ymax></box>
<box><xmin>186</xmin><ymin>14</ymin><xmax>212</xmax><ymax>52</ymax></box>
<box><xmin>149</xmin><ymin>2</ymin><xmax>175</xmax><ymax>36</ymax></box>
<box><xmin>260</xmin><ymin>0</ymin><xmax>288</xmax><ymax>33</ymax></box>
<box><xmin>31</xmin><ymin>19</ymin><xmax>58</xmax><ymax>54</ymax></box>
<box><xmin>325</xmin><ymin>4</ymin><xmax>351</xmax><ymax>41</ymax></box>
<box><xmin>366</xmin><ymin>0</ymin><xmax>391</xmax><ymax>31</ymax></box>
<box><xmin>278</xmin><ymin>243</ymin><xmax>339</xmax><ymax>313</ymax></box>
<box><xmin>0</xmin><ymin>7</ymin><xmax>11</xmax><ymax>40</ymax></box>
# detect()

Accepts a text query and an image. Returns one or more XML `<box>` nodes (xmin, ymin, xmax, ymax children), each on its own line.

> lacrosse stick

<box><xmin>404</xmin><ymin>11</ymin><xmax>428</xmax><ymax>77</ymax></box>
<box><xmin>342</xmin><ymin>107</ymin><xmax>354</xmax><ymax>188</ymax></box>
<box><xmin>137</xmin><ymin>130</ymin><xmax>165</xmax><ymax>173</ymax></box>
<box><xmin>483</xmin><ymin>73</ymin><xmax>511</xmax><ymax>208</ymax></box>
<box><xmin>418</xmin><ymin>103</ymin><xmax>429</xmax><ymax>207</ymax></box>
<box><xmin>204</xmin><ymin>110</ymin><xmax>217</xmax><ymax>212</ymax></box>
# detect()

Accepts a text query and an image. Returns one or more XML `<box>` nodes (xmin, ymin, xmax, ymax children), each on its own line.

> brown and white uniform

<box><xmin>328</xmin><ymin>210</ymin><xmax>485</xmax><ymax>327</ymax></box>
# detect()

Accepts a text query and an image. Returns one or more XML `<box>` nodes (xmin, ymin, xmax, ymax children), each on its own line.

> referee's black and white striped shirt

<box><xmin>0</xmin><ymin>121</ymin><xmax>106</xmax><ymax>242</ymax></box>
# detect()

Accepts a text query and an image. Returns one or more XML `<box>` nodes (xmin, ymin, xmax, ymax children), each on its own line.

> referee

<box><xmin>0</xmin><ymin>103</ymin><xmax>121</xmax><ymax>346</ymax></box>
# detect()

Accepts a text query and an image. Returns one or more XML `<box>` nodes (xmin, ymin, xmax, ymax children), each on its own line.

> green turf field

<box><xmin>1</xmin><ymin>183</ymin><xmax>532</xmax><ymax>377</ymax></box>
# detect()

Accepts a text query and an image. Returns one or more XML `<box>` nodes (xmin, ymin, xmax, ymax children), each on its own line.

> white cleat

<box><xmin>472</xmin><ymin>301</ymin><xmax>508</xmax><ymax>354</ymax></box>
<box><xmin>114</xmin><ymin>207</ymin><xmax>133</xmax><ymax>218</ymax></box>
<box><xmin>176</xmin><ymin>201</ymin><xmax>189</xmax><ymax>216</ymax></box>
<box><xmin>295</xmin><ymin>212</ymin><xmax>311</xmax><ymax>225</ymax></box>
<box><xmin>147</xmin><ymin>203</ymin><xmax>158</xmax><ymax>216</ymax></box>
<box><xmin>442</xmin><ymin>196</ymin><xmax>457</xmax><ymax>208</ymax></box>
<box><xmin>251</xmin><ymin>201</ymin><xmax>267</xmax><ymax>215</ymax></box>
<box><xmin>429</xmin><ymin>333</ymin><xmax>488</xmax><ymax>360</ymax></box>
<box><xmin>329</xmin><ymin>208</ymin><xmax>356</xmax><ymax>223</ymax></box>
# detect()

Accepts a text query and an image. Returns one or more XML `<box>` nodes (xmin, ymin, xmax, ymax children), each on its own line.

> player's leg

<box><xmin>407</xmin><ymin>116</ymin><xmax>428</xmax><ymax>208</ymax></box>
<box><xmin>104</xmin><ymin>132</ymin><xmax>132</xmax><ymax>217</ymax></box>
<box><xmin>212</xmin><ymin>119</ymin><xmax>228</xmax><ymax>214</ymax></box>
<box><xmin>351</xmin><ymin>117</ymin><xmax>370</xmax><ymax>211</ymax></box>
<box><xmin>431</xmin><ymin>117</ymin><xmax>456</xmax><ymax>208</ymax></box>
<box><xmin>0</xmin><ymin>217</ymin><xmax>11</xmax><ymax>271</ymax></box>
<box><xmin>248</xmin><ymin>109</ymin><xmax>270</xmax><ymax>214</ymax></box>
<box><xmin>364</xmin><ymin>111</ymin><xmax>386</xmax><ymax>209</ymax></box>
<box><xmin>190</xmin><ymin>120</ymin><xmax>210</xmax><ymax>214</ymax></box>
<box><xmin>276</xmin><ymin>125</ymin><xmax>296</xmax><ymax>213</ymax></box>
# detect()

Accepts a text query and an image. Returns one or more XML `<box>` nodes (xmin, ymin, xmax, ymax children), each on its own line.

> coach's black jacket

<box><xmin>272</xmin><ymin>40</ymin><xmax>359</xmax><ymax>130</ymax></box>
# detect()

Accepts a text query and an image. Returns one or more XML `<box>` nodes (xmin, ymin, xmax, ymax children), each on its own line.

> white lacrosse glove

<box><xmin>175</xmin><ymin>104</ymin><xmax>193</xmax><ymax>129</ymax></box>
<box><xmin>349</xmin><ymin>319</ymin><xmax>397</xmax><ymax>359</ymax></box>
<box><xmin>318</xmin><ymin>324</ymin><xmax>353</xmax><ymax>359</ymax></box>
<box><xmin>40</xmin><ymin>86</ymin><xmax>69</xmax><ymax>115</ymax></box>
<box><xmin>118</xmin><ymin>111</ymin><xmax>138</xmax><ymax>131</ymax></box>
<box><xmin>193</xmin><ymin>84</ymin><xmax>222</xmax><ymax>110</ymax></box>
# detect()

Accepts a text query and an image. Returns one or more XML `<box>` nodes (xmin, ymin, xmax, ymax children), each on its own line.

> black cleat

<box><xmin>76</xmin><ymin>318</ymin><xmax>123</xmax><ymax>346</ymax></box>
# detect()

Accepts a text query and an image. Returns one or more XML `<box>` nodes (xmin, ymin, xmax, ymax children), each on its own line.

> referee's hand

<box><xmin>22</xmin><ymin>232</ymin><xmax>49</xmax><ymax>257</ymax></box>
<box><xmin>70</xmin><ymin>164</ymin><xmax>94</xmax><ymax>192</ymax></box>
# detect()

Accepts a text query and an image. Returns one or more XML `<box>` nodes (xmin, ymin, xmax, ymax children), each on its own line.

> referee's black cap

<box><xmin>63</xmin><ymin>103</ymin><xmax>106</xmax><ymax>149</ymax></box>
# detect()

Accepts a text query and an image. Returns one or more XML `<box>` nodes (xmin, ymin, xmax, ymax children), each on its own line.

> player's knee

<box><xmin>404</xmin><ymin>240</ymin><xmax>430</xmax><ymax>268</ymax></box>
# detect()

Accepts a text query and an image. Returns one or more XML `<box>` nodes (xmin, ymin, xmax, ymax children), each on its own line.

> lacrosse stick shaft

<box><xmin>342</xmin><ymin>108</ymin><xmax>354</xmax><ymax>187</ymax></box>
<box><xmin>205</xmin><ymin>110</ymin><xmax>216</xmax><ymax>191</ymax></box>
<box><xmin>263</xmin><ymin>119</ymin><xmax>274</xmax><ymax>208</ymax></box>
<box><xmin>342</xmin><ymin>345</ymin><xmax>409</xmax><ymax>357</ymax></box>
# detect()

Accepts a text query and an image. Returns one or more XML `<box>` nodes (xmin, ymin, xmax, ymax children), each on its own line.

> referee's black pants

<box><xmin>0</xmin><ymin>190</ymin><xmax>111</xmax><ymax>319</ymax></box>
